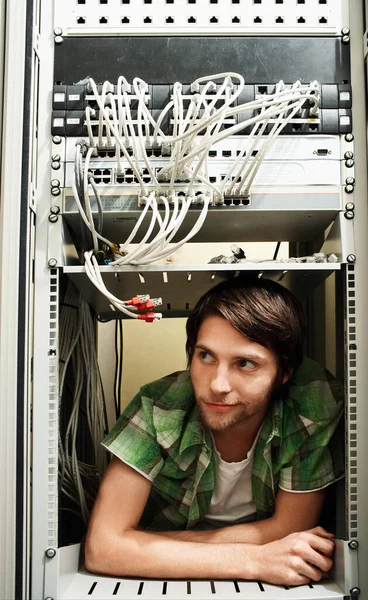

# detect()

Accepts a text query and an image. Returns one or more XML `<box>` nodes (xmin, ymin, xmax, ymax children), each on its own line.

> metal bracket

<box><xmin>332</xmin><ymin>539</ymin><xmax>360</xmax><ymax>596</ymax></box>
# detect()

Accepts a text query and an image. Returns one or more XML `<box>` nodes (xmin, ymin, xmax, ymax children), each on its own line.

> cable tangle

<box><xmin>72</xmin><ymin>73</ymin><xmax>320</xmax><ymax>318</ymax></box>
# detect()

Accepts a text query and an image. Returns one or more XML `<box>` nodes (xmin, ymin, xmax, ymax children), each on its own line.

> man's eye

<box><xmin>238</xmin><ymin>359</ymin><xmax>257</xmax><ymax>371</ymax></box>
<box><xmin>200</xmin><ymin>351</ymin><xmax>213</xmax><ymax>362</ymax></box>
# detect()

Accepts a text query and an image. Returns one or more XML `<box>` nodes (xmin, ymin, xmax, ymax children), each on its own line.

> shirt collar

<box><xmin>179</xmin><ymin>403</ymin><xmax>211</xmax><ymax>454</ymax></box>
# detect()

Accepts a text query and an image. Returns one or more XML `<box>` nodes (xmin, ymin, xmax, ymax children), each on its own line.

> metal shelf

<box><xmin>62</xmin><ymin>206</ymin><xmax>340</xmax><ymax>248</ymax></box>
<box><xmin>64</xmin><ymin>262</ymin><xmax>341</xmax><ymax>320</ymax></box>
<box><xmin>58</xmin><ymin>545</ymin><xmax>347</xmax><ymax>600</ymax></box>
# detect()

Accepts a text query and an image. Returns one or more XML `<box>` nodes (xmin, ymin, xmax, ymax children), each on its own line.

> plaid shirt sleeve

<box><xmin>278</xmin><ymin>359</ymin><xmax>344</xmax><ymax>492</ymax></box>
<box><xmin>102</xmin><ymin>389</ymin><xmax>164</xmax><ymax>482</ymax></box>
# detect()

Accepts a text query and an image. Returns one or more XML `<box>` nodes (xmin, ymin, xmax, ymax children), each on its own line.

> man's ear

<box><xmin>282</xmin><ymin>369</ymin><xmax>293</xmax><ymax>385</ymax></box>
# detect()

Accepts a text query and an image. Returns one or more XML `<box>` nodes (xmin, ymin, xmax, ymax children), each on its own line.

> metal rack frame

<box><xmin>0</xmin><ymin>0</ymin><xmax>367</xmax><ymax>598</ymax></box>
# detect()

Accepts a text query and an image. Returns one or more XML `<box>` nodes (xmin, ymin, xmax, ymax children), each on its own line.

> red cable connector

<box><xmin>137</xmin><ymin>312</ymin><xmax>163</xmax><ymax>323</ymax></box>
<box><xmin>124</xmin><ymin>294</ymin><xmax>150</xmax><ymax>306</ymax></box>
<box><xmin>135</xmin><ymin>297</ymin><xmax>163</xmax><ymax>311</ymax></box>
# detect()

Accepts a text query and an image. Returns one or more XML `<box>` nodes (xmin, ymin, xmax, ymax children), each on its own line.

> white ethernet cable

<box><xmin>84</xmin><ymin>250</ymin><xmax>163</xmax><ymax>321</ymax></box>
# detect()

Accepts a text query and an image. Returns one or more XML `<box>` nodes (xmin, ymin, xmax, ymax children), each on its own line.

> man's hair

<box><xmin>186</xmin><ymin>275</ymin><xmax>306</xmax><ymax>377</ymax></box>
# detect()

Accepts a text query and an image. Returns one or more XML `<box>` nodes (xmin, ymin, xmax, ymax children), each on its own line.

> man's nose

<box><xmin>210</xmin><ymin>365</ymin><xmax>232</xmax><ymax>395</ymax></box>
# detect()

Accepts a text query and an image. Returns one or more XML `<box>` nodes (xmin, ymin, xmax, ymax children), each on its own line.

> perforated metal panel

<box><xmin>60</xmin><ymin>570</ymin><xmax>346</xmax><ymax>599</ymax></box>
<box><xmin>65</xmin><ymin>263</ymin><xmax>341</xmax><ymax>319</ymax></box>
<box><xmin>54</xmin><ymin>0</ymin><xmax>345</xmax><ymax>37</ymax></box>
<box><xmin>344</xmin><ymin>263</ymin><xmax>358</xmax><ymax>540</ymax></box>
<box><xmin>47</xmin><ymin>269</ymin><xmax>59</xmax><ymax>548</ymax></box>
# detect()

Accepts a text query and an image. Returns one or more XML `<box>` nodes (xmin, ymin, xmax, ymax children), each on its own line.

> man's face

<box><xmin>190</xmin><ymin>314</ymin><xmax>285</xmax><ymax>432</ymax></box>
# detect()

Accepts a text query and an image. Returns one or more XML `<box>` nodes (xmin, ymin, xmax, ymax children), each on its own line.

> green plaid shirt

<box><xmin>103</xmin><ymin>357</ymin><xmax>344</xmax><ymax>530</ymax></box>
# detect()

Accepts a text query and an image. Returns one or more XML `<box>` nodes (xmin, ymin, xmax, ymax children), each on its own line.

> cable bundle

<box><xmin>85</xmin><ymin>73</ymin><xmax>319</xmax><ymax>201</ymax></box>
<box><xmin>59</xmin><ymin>280</ymin><xmax>108</xmax><ymax>523</ymax></box>
<box><xmin>72</xmin><ymin>73</ymin><xmax>320</xmax><ymax>317</ymax></box>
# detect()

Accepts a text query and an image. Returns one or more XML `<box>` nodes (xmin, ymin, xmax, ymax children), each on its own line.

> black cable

<box><xmin>273</xmin><ymin>241</ymin><xmax>281</xmax><ymax>260</ymax></box>
<box><xmin>117</xmin><ymin>319</ymin><xmax>123</xmax><ymax>417</ymax></box>
<box><xmin>114</xmin><ymin>321</ymin><xmax>119</xmax><ymax>420</ymax></box>
<box><xmin>89</xmin><ymin>176</ymin><xmax>104</xmax><ymax>234</ymax></box>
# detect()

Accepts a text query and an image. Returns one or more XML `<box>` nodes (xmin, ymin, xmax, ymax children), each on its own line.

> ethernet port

<box><xmin>224</xmin><ymin>197</ymin><xmax>232</xmax><ymax>206</ymax></box>
<box><xmin>125</xmin><ymin>176</ymin><xmax>133</xmax><ymax>183</ymax></box>
<box><xmin>143</xmin><ymin>176</ymin><xmax>151</xmax><ymax>183</ymax></box>
<box><xmin>125</xmin><ymin>168</ymin><xmax>133</xmax><ymax>175</ymax></box>
<box><xmin>222</xmin><ymin>150</ymin><xmax>231</xmax><ymax>157</ymax></box>
<box><xmin>153</xmin><ymin>148</ymin><xmax>161</xmax><ymax>157</ymax></box>
<box><xmin>103</xmin><ymin>168</ymin><xmax>112</xmax><ymax>181</ymax></box>
<box><xmin>92</xmin><ymin>169</ymin><xmax>101</xmax><ymax>183</ymax></box>
<box><xmin>178</xmin><ymin>191</ymin><xmax>186</xmax><ymax>197</ymax></box>
<box><xmin>209</xmin><ymin>176</ymin><xmax>216</xmax><ymax>183</ymax></box>
<box><xmin>116</xmin><ymin>174</ymin><xmax>125</xmax><ymax>183</ymax></box>
<box><xmin>233</xmin><ymin>198</ymin><xmax>241</xmax><ymax>205</ymax></box>
<box><xmin>209</xmin><ymin>150</ymin><xmax>217</xmax><ymax>157</ymax></box>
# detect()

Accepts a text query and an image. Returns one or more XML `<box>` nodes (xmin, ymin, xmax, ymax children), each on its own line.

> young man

<box><xmin>85</xmin><ymin>276</ymin><xmax>344</xmax><ymax>585</ymax></box>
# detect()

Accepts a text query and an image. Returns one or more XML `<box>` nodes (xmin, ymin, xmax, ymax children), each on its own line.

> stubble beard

<box><xmin>196</xmin><ymin>396</ymin><xmax>264</xmax><ymax>432</ymax></box>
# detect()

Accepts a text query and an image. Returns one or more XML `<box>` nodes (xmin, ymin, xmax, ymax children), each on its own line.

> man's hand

<box><xmin>250</xmin><ymin>526</ymin><xmax>335</xmax><ymax>586</ymax></box>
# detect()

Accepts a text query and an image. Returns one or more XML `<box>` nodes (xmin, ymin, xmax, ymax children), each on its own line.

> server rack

<box><xmin>0</xmin><ymin>0</ymin><xmax>368</xmax><ymax>598</ymax></box>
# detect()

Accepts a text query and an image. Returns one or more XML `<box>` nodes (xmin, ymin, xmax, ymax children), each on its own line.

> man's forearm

<box><xmin>85</xmin><ymin>527</ymin><xmax>258</xmax><ymax>580</ymax></box>
<box><xmin>153</xmin><ymin>517</ymin><xmax>290</xmax><ymax>545</ymax></box>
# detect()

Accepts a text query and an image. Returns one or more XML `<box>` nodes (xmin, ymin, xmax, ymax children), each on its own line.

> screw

<box><xmin>52</xmin><ymin>135</ymin><xmax>62</xmax><ymax>145</ymax></box>
<box><xmin>51</xmin><ymin>154</ymin><xmax>61</xmax><ymax>162</ymax></box>
<box><xmin>342</xmin><ymin>35</ymin><xmax>350</xmax><ymax>44</ymax></box>
<box><xmin>48</xmin><ymin>214</ymin><xmax>59</xmax><ymax>223</ymax></box>
<box><xmin>51</xmin><ymin>161</ymin><xmax>60</xmax><ymax>170</ymax></box>
<box><xmin>345</xmin><ymin>202</ymin><xmax>355</xmax><ymax>211</ymax></box>
<box><xmin>348</xmin><ymin>540</ymin><xmax>359</xmax><ymax>550</ymax></box>
<box><xmin>44</xmin><ymin>597</ymin><xmax>54</xmax><ymax>600</ymax></box>
<box><xmin>50</xmin><ymin>205</ymin><xmax>60</xmax><ymax>215</ymax></box>
<box><xmin>341</xmin><ymin>27</ymin><xmax>350</xmax><ymax>35</ymax></box>
<box><xmin>344</xmin><ymin>151</ymin><xmax>354</xmax><ymax>160</ymax></box>
<box><xmin>50</xmin><ymin>179</ymin><xmax>60</xmax><ymax>187</ymax></box>
<box><xmin>48</xmin><ymin>258</ymin><xmax>57</xmax><ymax>268</ymax></box>
<box><xmin>346</xmin><ymin>177</ymin><xmax>355</xmax><ymax>185</ymax></box>
<box><xmin>45</xmin><ymin>547</ymin><xmax>56</xmax><ymax>558</ymax></box>
<box><xmin>347</xmin><ymin>254</ymin><xmax>356</xmax><ymax>263</ymax></box>
<box><xmin>345</xmin><ymin>158</ymin><xmax>355</xmax><ymax>168</ymax></box>
<box><xmin>344</xmin><ymin>210</ymin><xmax>354</xmax><ymax>220</ymax></box>
<box><xmin>345</xmin><ymin>184</ymin><xmax>354</xmax><ymax>194</ymax></box>
<box><xmin>51</xmin><ymin>187</ymin><xmax>61</xmax><ymax>197</ymax></box>
<box><xmin>345</xmin><ymin>133</ymin><xmax>354</xmax><ymax>142</ymax></box>
<box><xmin>53</xmin><ymin>27</ymin><xmax>63</xmax><ymax>36</ymax></box>
<box><xmin>350</xmin><ymin>588</ymin><xmax>361</xmax><ymax>597</ymax></box>
<box><xmin>55</xmin><ymin>35</ymin><xmax>63</xmax><ymax>45</ymax></box>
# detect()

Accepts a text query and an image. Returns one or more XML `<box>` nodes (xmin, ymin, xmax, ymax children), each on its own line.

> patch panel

<box><xmin>52</xmin><ymin>82</ymin><xmax>352</xmax><ymax>138</ymax></box>
<box><xmin>54</xmin><ymin>0</ymin><xmax>343</xmax><ymax>36</ymax></box>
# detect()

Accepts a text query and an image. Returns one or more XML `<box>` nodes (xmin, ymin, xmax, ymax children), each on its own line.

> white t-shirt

<box><xmin>203</xmin><ymin>431</ymin><xmax>260</xmax><ymax>526</ymax></box>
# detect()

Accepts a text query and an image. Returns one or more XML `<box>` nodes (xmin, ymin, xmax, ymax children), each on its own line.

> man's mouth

<box><xmin>204</xmin><ymin>401</ymin><xmax>237</xmax><ymax>412</ymax></box>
